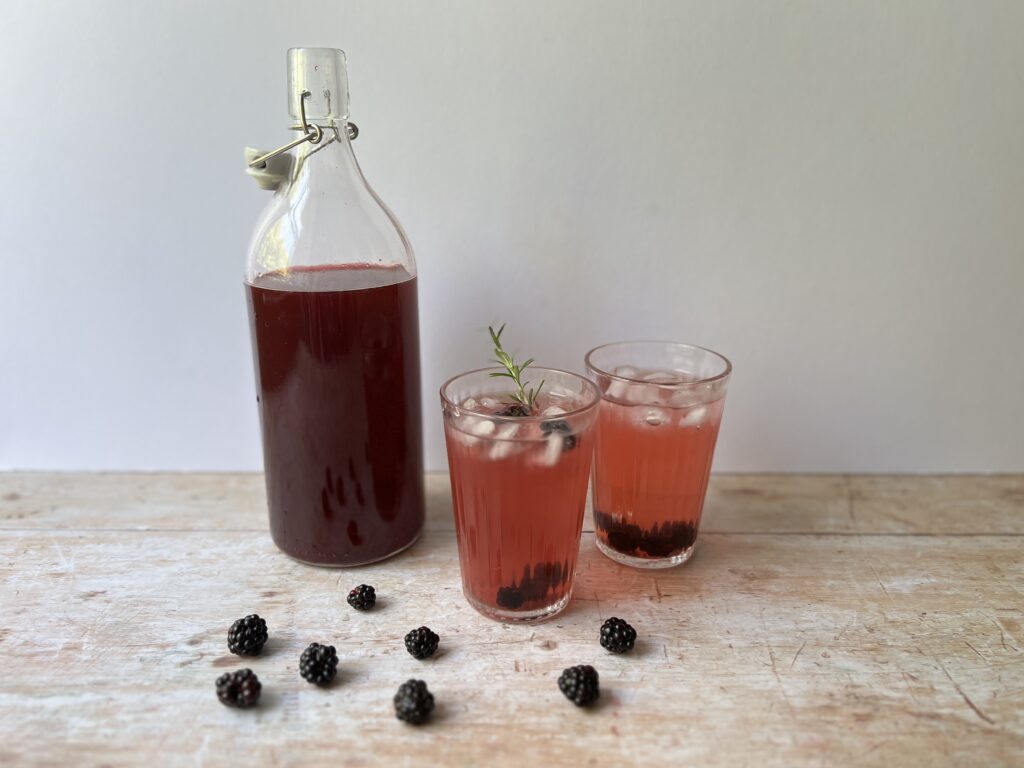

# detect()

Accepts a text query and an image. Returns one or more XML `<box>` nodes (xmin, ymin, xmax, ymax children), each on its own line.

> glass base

<box><xmin>464</xmin><ymin>588</ymin><xmax>573</xmax><ymax>623</ymax></box>
<box><xmin>595</xmin><ymin>536</ymin><xmax>696</xmax><ymax>569</ymax></box>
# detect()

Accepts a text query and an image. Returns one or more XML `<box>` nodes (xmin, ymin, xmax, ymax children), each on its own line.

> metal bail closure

<box><xmin>246</xmin><ymin>90</ymin><xmax>360</xmax><ymax>190</ymax></box>
<box><xmin>248</xmin><ymin>90</ymin><xmax>359</xmax><ymax>166</ymax></box>
<box><xmin>248</xmin><ymin>91</ymin><xmax>323</xmax><ymax>169</ymax></box>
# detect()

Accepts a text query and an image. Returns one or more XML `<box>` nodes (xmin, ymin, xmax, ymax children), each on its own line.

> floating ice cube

<box><xmin>605</xmin><ymin>378</ymin><xmax>629</xmax><ymax>400</ymax></box>
<box><xmin>625</xmin><ymin>384</ymin><xmax>657</xmax><ymax>405</ymax></box>
<box><xmin>462</xmin><ymin>397</ymin><xmax>478</xmax><ymax>410</ymax></box>
<box><xmin>679</xmin><ymin>406</ymin><xmax>707</xmax><ymax>428</ymax></box>
<box><xmin>531</xmin><ymin>434</ymin><xmax>563</xmax><ymax>468</ymax></box>
<box><xmin>644</xmin><ymin>408</ymin><xmax>669</xmax><ymax>426</ymax></box>
<box><xmin>604</xmin><ymin>366</ymin><xmax>638</xmax><ymax>400</ymax></box>
<box><xmin>480</xmin><ymin>397</ymin><xmax>501</xmax><ymax>410</ymax></box>
<box><xmin>642</xmin><ymin>371</ymin><xmax>678</xmax><ymax>383</ymax></box>
<box><xmin>547</xmin><ymin>387</ymin><xmax>574</xmax><ymax>401</ymax></box>
<box><xmin>488</xmin><ymin>424</ymin><xmax>523</xmax><ymax>460</ymax></box>
<box><xmin>468</xmin><ymin>418</ymin><xmax>497</xmax><ymax>436</ymax></box>
<box><xmin>542</xmin><ymin>405</ymin><xmax>567</xmax><ymax>417</ymax></box>
<box><xmin>448</xmin><ymin>415</ymin><xmax>496</xmax><ymax>447</ymax></box>
<box><xmin>669</xmin><ymin>389</ymin><xmax>703</xmax><ymax>408</ymax></box>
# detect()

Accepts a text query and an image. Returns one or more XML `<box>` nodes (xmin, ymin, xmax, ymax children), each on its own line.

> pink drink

<box><xmin>586</xmin><ymin>344</ymin><xmax>731</xmax><ymax>568</ymax></box>
<box><xmin>441</xmin><ymin>370</ymin><xmax>600</xmax><ymax>621</ymax></box>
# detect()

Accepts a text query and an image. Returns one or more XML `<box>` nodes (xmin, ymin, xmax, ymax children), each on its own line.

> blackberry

<box><xmin>600</xmin><ymin>617</ymin><xmax>637</xmax><ymax>654</ymax></box>
<box><xmin>227</xmin><ymin>614</ymin><xmax>268</xmax><ymax>656</ymax></box>
<box><xmin>496</xmin><ymin>560</ymin><xmax>570</xmax><ymax>610</ymax></box>
<box><xmin>299</xmin><ymin>642</ymin><xmax>338</xmax><ymax>686</ymax></box>
<box><xmin>347</xmin><ymin>584</ymin><xmax>376</xmax><ymax>610</ymax></box>
<box><xmin>496</xmin><ymin>404</ymin><xmax>529</xmax><ymax>417</ymax></box>
<box><xmin>216</xmin><ymin>668</ymin><xmax>262</xmax><ymax>708</ymax></box>
<box><xmin>496</xmin><ymin>584</ymin><xmax>525</xmax><ymax>609</ymax></box>
<box><xmin>393</xmin><ymin>679</ymin><xmax>435</xmax><ymax>724</ymax></box>
<box><xmin>558</xmin><ymin>664</ymin><xmax>600</xmax><ymax>706</ymax></box>
<box><xmin>404</xmin><ymin>626</ymin><xmax>439</xmax><ymax>659</ymax></box>
<box><xmin>594</xmin><ymin>509</ymin><xmax>697</xmax><ymax>558</ymax></box>
<box><xmin>540</xmin><ymin>419</ymin><xmax>577</xmax><ymax>450</ymax></box>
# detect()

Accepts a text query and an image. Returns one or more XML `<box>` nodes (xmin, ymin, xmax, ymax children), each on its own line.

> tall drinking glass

<box><xmin>586</xmin><ymin>342</ymin><xmax>731</xmax><ymax>569</ymax></box>
<box><xmin>441</xmin><ymin>369</ymin><xmax>600</xmax><ymax>622</ymax></box>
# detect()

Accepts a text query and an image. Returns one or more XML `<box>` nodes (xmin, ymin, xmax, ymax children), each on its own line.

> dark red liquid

<box><xmin>246</xmin><ymin>264</ymin><xmax>424</xmax><ymax>565</ymax></box>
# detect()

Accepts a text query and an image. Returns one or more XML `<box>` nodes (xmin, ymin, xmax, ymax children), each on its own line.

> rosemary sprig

<box><xmin>488</xmin><ymin>324</ymin><xmax>544</xmax><ymax>413</ymax></box>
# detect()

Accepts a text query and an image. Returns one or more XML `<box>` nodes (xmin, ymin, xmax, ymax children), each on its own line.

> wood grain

<box><xmin>3</xmin><ymin>472</ymin><xmax>1022</xmax><ymax>534</ymax></box>
<box><xmin>0</xmin><ymin>473</ymin><xmax>1021</xmax><ymax>767</ymax></box>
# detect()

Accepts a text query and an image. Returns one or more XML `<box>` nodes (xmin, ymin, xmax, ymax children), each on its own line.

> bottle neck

<box><xmin>285</xmin><ymin>121</ymin><xmax>372</xmax><ymax>202</ymax></box>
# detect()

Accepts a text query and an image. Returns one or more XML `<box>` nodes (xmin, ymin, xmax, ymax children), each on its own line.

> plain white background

<box><xmin>1</xmin><ymin>0</ymin><xmax>1022</xmax><ymax>473</ymax></box>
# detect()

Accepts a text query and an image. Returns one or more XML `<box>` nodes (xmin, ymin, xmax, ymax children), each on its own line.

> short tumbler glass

<box><xmin>441</xmin><ymin>368</ymin><xmax>600</xmax><ymax>622</ymax></box>
<box><xmin>585</xmin><ymin>342</ymin><xmax>732</xmax><ymax>569</ymax></box>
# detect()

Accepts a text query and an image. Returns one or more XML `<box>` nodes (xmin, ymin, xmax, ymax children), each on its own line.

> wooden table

<box><xmin>1</xmin><ymin>473</ymin><xmax>1021</xmax><ymax>766</ymax></box>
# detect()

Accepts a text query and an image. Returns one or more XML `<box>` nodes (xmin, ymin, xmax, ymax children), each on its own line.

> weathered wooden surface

<box><xmin>0</xmin><ymin>473</ymin><xmax>1021</xmax><ymax>766</ymax></box>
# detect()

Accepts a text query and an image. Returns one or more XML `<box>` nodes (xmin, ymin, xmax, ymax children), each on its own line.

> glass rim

<box><xmin>584</xmin><ymin>340</ymin><xmax>733</xmax><ymax>389</ymax></box>
<box><xmin>439</xmin><ymin>366</ymin><xmax>602</xmax><ymax>423</ymax></box>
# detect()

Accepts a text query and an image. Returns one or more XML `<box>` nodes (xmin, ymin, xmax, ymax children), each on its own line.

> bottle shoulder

<box><xmin>245</xmin><ymin>137</ymin><xmax>416</xmax><ymax>280</ymax></box>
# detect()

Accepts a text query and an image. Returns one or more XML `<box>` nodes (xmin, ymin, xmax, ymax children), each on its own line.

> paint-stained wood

<box><xmin>0</xmin><ymin>473</ymin><xmax>1021</xmax><ymax>766</ymax></box>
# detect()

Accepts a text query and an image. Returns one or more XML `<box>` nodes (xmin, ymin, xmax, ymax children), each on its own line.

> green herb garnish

<box><xmin>488</xmin><ymin>324</ymin><xmax>544</xmax><ymax>414</ymax></box>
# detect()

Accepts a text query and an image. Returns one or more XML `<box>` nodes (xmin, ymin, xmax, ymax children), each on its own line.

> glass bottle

<box><xmin>244</xmin><ymin>48</ymin><xmax>424</xmax><ymax>566</ymax></box>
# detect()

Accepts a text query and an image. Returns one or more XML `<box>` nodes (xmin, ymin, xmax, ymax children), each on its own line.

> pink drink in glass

<box><xmin>441</xmin><ymin>369</ymin><xmax>600</xmax><ymax>621</ymax></box>
<box><xmin>586</xmin><ymin>343</ymin><xmax>731</xmax><ymax>568</ymax></box>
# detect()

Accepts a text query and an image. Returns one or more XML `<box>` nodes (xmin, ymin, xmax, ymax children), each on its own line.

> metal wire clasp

<box><xmin>248</xmin><ymin>90</ymin><xmax>358</xmax><ymax>169</ymax></box>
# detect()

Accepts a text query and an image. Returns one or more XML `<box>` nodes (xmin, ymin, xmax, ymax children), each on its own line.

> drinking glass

<box><xmin>440</xmin><ymin>368</ymin><xmax>600</xmax><ymax>621</ymax></box>
<box><xmin>585</xmin><ymin>342</ymin><xmax>731</xmax><ymax>568</ymax></box>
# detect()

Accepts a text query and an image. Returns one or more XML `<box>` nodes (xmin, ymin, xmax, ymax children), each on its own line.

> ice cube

<box><xmin>679</xmin><ymin>406</ymin><xmax>707</xmax><ymax>428</ymax></box>
<box><xmin>669</xmin><ymin>389</ymin><xmax>702</xmax><ymax>408</ymax></box>
<box><xmin>480</xmin><ymin>397</ymin><xmax>501</xmax><ymax>410</ymax></box>
<box><xmin>488</xmin><ymin>423</ymin><xmax>522</xmax><ymax>460</ymax></box>
<box><xmin>615</xmin><ymin>366</ymin><xmax>637</xmax><ymax>378</ymax></box>
<box><xmin>644</xmin><ymin>408</ymin><xmax>669</xmax><ymax>427</ymax></box>
<box><xmin>448</xmin><ymin>415</ymin><xmax>496</xmax><ymax>447</ymax></box>
<box><xmin>547</xmin><ymin>387</ymin><xmax>573</xmax><ymax>401</ymax></box>
<box><xmin>642</xmin><ymin>371</ymin><xmax>678</xmax><ymax>383</ymax></box>
<box><xmin>542</xmin><ymin>405</ymin><xmax>567</xmax><ymax>417</ymax></box>
<box><xmin>462</xmin><ymin>397</ymin><xmax>478</xmax><ymax>410</ymax></box>
<box><xmin>531</xmin><ymin>434</ymin><xmax>563</xmax><ymax>468</ymax></box>
<box><xmin>625</xmin><ymin>384</ymin><xmax>657</xmax><ymax>405</ymax></box>
<box><xmin>469</xmin><ymin>418</ymin><xmax>497</xmax><ymax>436</ymax></box>
<box><xmin>605</xmin><ymin>378</ymin><xmax>629</xmax><ymax>400</ymax></box>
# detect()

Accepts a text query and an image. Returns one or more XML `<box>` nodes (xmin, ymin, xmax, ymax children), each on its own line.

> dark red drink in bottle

<box><xmin>244</xmin><ymin>49</ymin><xmax>424</xmax><ymax>565</ymax></box>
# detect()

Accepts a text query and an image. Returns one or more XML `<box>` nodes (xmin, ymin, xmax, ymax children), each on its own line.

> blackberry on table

<box><xmin>347</xmin><ymin>584</ymin><xmax>376</xmax><ymax>610</ymax></box>
<box><xmin>227</xmin><ymin>614</ymin><xmax>268</xmax><ymax>656</ymax></box>
<box><xmin>216</xmin><ymin>668</ymin><xmax>262</xmax><ymax>708</ymax></box>
<box><xmin>558</xmin><ymin>664</ymin><xmax>600</xmax><ymax>707</ymax></box>
<box><xmin>299</xmin><ymin>642</ymin><xmax>339</xmax><ymax>686</ymax></box>
<box><xmin>600</xmin><ymin>617</ymin><xmax>637</xmax><ymax>654</ymax></box>
<box><xmin>393</xmin><ymin>679</ymin><xmax>435</xmax><ymax>724</ymax></box>
<box><xmin>404</xmin><ymin>626</ymin><xmax>439</xmax><ymax>659</ymax></box>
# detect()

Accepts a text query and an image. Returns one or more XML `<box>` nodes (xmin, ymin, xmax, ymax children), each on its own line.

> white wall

<box><xmin>2</xmin><ymin>0</ymin><xmax>1022</xmax><ymax>473</ymax></box>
